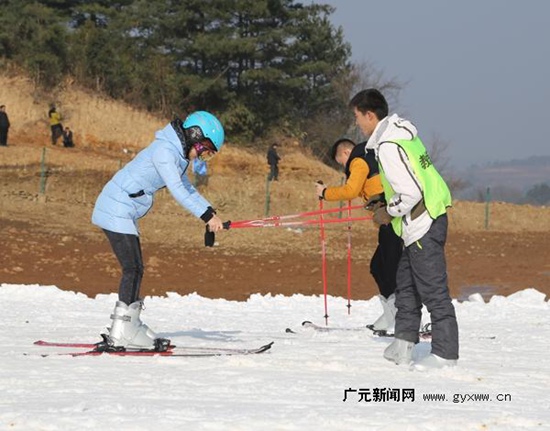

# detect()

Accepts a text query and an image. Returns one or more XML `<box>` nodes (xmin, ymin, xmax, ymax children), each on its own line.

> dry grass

<box><xmin>2</xmin><ymin>72</ymin><xmax>550</xmax><ymax>259</ymax></box>
<box><xmin>0</xmin><ymin>73</ymin><xmax>165</xmax><ymax>150</ymax></box>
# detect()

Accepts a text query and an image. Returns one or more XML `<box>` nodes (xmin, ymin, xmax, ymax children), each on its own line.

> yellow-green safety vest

<box><xmin>379</xmin><ymin>136</ymin><xmax>452</xmax><ymax>237</ymax></box>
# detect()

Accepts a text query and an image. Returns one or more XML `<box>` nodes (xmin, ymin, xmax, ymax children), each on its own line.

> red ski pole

<box><xmin>317</xmin><ymin>181</ymin><xmax>329</xmax><ymax>325</ymax></box>
<box><xmin>346</xmin><ymin>199</ymin><xmax>352</xmax><ymax>314</ymax></box>
<box><xmin>229</xmin><ymin>215</ymin><xmax>371</xmax><ymax>229</ymax></box>
<box><xmin>232</xmin><ymin>204</ymin><xmax>364</xmax><ymax>227</ymax></box>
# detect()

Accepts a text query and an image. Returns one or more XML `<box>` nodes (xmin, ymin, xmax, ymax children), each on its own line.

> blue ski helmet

<box><xmin>183</xmin><ymin>111</ymin><xmax>225</xmax><ymax>151</ymax></box>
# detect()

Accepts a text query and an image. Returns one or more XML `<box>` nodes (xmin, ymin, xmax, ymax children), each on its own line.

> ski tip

<box><xmin>285</xmin><ymin>328</ymin><xmax>297</xmax><ymax>334</ymax></box>
<box><xmin>301</xmin><ymin>321</ymin><xmax>313</xmax><ymax>326</ymax></box>
<box><xmin>255</xmin><ymin>341</ymin><xmax>274</xmax><ymax>354</ymax></box>
<box><xmin>34</xmin><ymin>340</ymin><xmax>46</xmax><ymax>346</ymax></box>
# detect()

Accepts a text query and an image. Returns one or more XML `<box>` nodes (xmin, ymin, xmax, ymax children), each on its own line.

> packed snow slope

<box><xmin>0</xmin><ymin>284</ymin><xmax>549</xmax><ymax>431</ymax></box>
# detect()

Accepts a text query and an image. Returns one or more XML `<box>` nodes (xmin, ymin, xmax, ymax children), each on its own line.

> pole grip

<box><xmin>204</xmin><ymin>226</ymin><xmax>215</xmax><ymax>247</ymax></box>
<box><xmin>317</xmin><ymin>180</ymin><xmax>324</xmax><ymax>201</ymax></box>
<box><xmin>204</xmin><ymin>221</ymin><xmax>232</xmax><ymax>247</ymax></box>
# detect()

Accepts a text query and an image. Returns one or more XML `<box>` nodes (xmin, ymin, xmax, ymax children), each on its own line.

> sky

<box><xmin>313</xmin><ymin>1</ymin><xmax>550</xmax><ymax>169</ymax></box>
<box><xmin>1</xmin><ymin>283</ymin><xmax>549</xmax><ymax>430</ymax></box>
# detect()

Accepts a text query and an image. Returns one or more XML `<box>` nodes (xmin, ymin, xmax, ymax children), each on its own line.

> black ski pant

<box><xmin>268</xmin><ymin>164</ymin><xmax>279</xmax><ymax>181</ymax></box>
<box><xmin>394</xmin><ymin>214</ymin><xmax>459</xmax><ymax>360</ymax></box>
<box><xmin>51</xmin><ymin>124</ymin><xmax>63</xmax><ymax>145</ymax></box>
<box><xmin>0</xmin><ymin>128</ymin><xmax>8</xmax><ymax>146</ymax></box>
<box><xmin>370</xmin><ymin>224</ymin><xmax>403</xmax><ymax>299</ymax></box>
<box><xmin>103</xmin><ymin>229</ymin><xmax>144</xmax><ymax>306</ymax></box>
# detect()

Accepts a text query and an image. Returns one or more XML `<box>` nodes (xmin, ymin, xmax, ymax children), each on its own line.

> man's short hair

<box><xmin>330</xmin><ymin>138</ymin><xmax>355</xmax><ymax>161</ymax></box>
<box><xmin>349</xmin><ymin>89</ymin><xmax>389</xmax><ymax>120</ymax></box>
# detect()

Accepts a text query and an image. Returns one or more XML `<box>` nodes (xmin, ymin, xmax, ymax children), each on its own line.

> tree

<box><xmin>0</xmin><ymin>0</ymin><xmax>359</xmax><ymax>143</ymax></box>
<box><xmin>303</xmin><ymin>61</ymin><xmax>404</xmax><ymax>162</ymax></box>
<box><xmin>423</xmin><ymin>133</ymin><xmax>467</xmax><ymax>195</ymax></box>
<box><xmin>0</xmin><ymin>1</ymin><xmax>69</xmax><ymax>86</ymax></box>
<box><xmin>525</xmin><ymin>183</ymin><xmax>550</xmax><ymax>206</ymax></box>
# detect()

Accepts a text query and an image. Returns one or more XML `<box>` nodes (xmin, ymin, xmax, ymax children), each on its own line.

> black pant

<box><xmin>103</xmin><ymin>229</ymin><xmax>144</xmax><ymax>305</ymax></box>
<box><xmin>51</xmin><ymin>124</ymin><xmax>63</xmax><ymax>145</ymax></box>
<box><xmin>394</xmin><ymin>215</ymin><xmax>459</xmax><ymax>359</ymax></box>
<box><xmin>370</xmin><ymin>224</ymin><xmax>403</xmax><ymax>299</ymax></box>
<box><xmin>268</xmin><ymin>164</ymin><xmax>279</xmax><ymax>181</ymax></box>
<box><xmin>195</xmin><ymin>173</ymin><xmax>208</xmax><ymax>187</ymax></box>
<box><xmin>0</xmin><ymin>128</ymin><xmax>8</xmax><ymax>146</ymax></box>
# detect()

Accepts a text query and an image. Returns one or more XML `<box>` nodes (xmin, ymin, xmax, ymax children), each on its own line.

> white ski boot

<box><xmin>411</xmin><ymin>354</ymin><xmax>457</xmax><ymax>371</ymax></box>
<box><xmin>383</xmin><ymin>338</ymin><xmax>414</xmax><ymax>365</ymax></box>
<box><xmin>367</xmin><ymin>294</ymin><xmax>396</xmax><ymax>335</ymax></box>
<box><xmin>98</xmin><ymin>300</ymin><xmax>169</xmax><ymax>352</ymax></box>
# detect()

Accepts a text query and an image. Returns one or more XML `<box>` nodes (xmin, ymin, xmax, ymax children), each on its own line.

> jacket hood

<box><xmin>365</xmin><ymin>114</ymin><xmax>418</xmax><ymax>150</ymax></box>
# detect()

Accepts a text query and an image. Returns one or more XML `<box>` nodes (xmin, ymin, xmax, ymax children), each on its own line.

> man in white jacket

<box><xmin>349</xmin><ymin>89</ymin><xmax>459</xmax><ymax>370</ymax></box>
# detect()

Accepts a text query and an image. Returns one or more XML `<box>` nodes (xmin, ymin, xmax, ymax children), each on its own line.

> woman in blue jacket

<box><xmin>92</xmin><ymin>111</ymin><xmax>225</xmax><ymax>352</ymax></box>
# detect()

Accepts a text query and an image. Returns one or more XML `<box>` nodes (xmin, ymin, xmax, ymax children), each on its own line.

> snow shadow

<box><xmin>160</xmin><ymin>328</ymin><xmax>242</xmax><ymax>342</ymax></box>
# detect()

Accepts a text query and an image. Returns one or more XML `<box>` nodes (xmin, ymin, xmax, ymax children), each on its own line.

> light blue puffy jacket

<box><xmin>92</xmin><ymin>123</ymin><xmax>212</xmax><ymax>235</ymax></box>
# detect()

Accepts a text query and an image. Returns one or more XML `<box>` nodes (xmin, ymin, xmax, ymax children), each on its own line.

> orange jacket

<box><xmin>324</xmin><ymin>144</ymin><xmax>383</xmax><ymax>203</ymax></box>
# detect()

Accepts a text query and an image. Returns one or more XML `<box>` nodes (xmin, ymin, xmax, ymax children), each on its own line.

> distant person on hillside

<box><xmin>350</xmin><ymin>88</ymin><xmax>458</xmax><ymax>371</ymax></box>
<box><xmin>62</xmin><ymin>126</ymin><xmax>75</xmax><ymax>148</ymax></box>
<box><xmin>48</xmin><ymin>104</ymin><xmax>63</xmax><ymax>145</ymax></box>
<box><xmin>316</xmin><ymin>138</ymin><xmax>403</xmax><ymax>335</ymax></box>
<box><xmin>0</xmin><ymin>105</ymin><xmax>10</xmax><ymax>147</ymax></box>
<box><xmin>91</xmin><ymin>111</ymin><xmax>226</xmax><ymax>353</ymax></box>
<box><xmin>267</xmin><ymin>143</ymin><xmax>281</xmax><ymax>181</ymax></box>
<box><xmin>192</xmin><ymin>157</ymin><xmax>208</xmax><ymax>187</ymax></box>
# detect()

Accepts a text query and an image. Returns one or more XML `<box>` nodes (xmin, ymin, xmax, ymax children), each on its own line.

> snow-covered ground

<box><xmin>1</xmin><ymin>283</ymin><xmax>549</xmax><ymax>431</ymax></box>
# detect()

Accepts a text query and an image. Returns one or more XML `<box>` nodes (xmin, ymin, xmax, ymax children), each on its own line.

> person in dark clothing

<box><xmin>316</xmin><ymin>138</ymin><xmax>403</xmax><ymax>334</ymax></box>
<box><xmin>192</xmin><ymin>158</ymin><xmax>208</xmax><ymax>187</ymax></box>
<box><xmin>267</xmin><ymin>143</ymin><xmax>281</xmax><ymax>181</ymax></box>
<box><xmin>0</xmin><ymin>105</ymin><xmax>10</xmax><ymax>146</ymax></box>
<box><xmin>48</xmin><ymin>104</ymin><xmax>63</xmax><ymax>145</ymax></box>
<box><xmin>62</xmin><ymin>127</ymin><xmax>75</xmax><ymax>148</ymax></box>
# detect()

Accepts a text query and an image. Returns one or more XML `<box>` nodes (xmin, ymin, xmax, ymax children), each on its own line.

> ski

<box><xmin>32</xmin><ymin>340</ymin><xmax>274</xmax><ymax>357</ymax></box>
<box><xmin>290</xmin><ymin>321</ymin><xmax>432</xmax><ymax>340</ymax></box>
<box><xmin>35</xmin><ymin>340</ymin><xmax>105</xmax><ymax>348</ymax></box>
<box><xmin>34</xmin><ymin>339</ymin><xmax>270</xmax><ymax>352</ymax></box>
<box><xmin>302</xmin><ymin>321</ymin><xmax>366</xmax><ymax>333</ymax></box>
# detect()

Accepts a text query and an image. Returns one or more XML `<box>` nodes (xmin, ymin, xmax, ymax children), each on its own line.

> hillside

<box><xmin>457</xmin><ymin>156</ymin><xmax>550</xmax><ymax>202</ymax></box>
<box><xmin>1</xmin><ymin>74</ymin><xmax>549</xmax><ymax>302</ymax></box>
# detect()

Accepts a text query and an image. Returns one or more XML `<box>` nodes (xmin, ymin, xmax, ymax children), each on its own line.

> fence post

<box><xmin>39</xmin><ymin>147</ymin><xmax>47</xmax><ymax>195</ymax></box>
<box><xmin>265</xmin><ymin>175</ymin><xmax>271</xmax><ymax>217</ymax></box>
<box><xmin>484</xmin><ymin>186</ymin><xmax>491</xmax><ymax>230</ymax></box>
